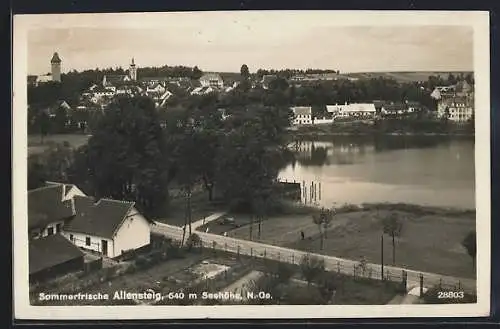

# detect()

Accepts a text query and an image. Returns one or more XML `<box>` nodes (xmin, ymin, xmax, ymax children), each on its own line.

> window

<box><xmin>56</xmin><ymin>223</ymin><xmax>62</xmax><ymax>233</ymax></box>
<box><xmin>86</xmin><ymin>237</ymin><xmax>91</xmax><ymax>246</ymax></box>
<box><xmin>47</xmin><ymin>227</ymin><xmax>54</xmax><ymax>236</ymax></box>
<box><xmin>70</xmin><ymin>234</ymin><xmax>74</xmax><ymax>242</ymax></box>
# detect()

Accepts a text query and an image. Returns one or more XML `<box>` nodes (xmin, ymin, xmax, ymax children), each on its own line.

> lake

<box><xmin>278</xmin><ymin>135</ymin><xmax>475</xmax><ymax>210</ymax></box>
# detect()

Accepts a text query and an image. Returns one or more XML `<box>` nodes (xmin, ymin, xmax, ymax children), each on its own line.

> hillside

<box><xmin>345</xmin><ymin>71</ymin><xmax>473</xmax><ymax>83</ymax></box>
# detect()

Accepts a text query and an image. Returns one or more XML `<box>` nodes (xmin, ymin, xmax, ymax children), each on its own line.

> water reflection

<box><xmin>281</xmin><ymin>136</ymin><xmax>475</xmax><ymax>209</ymax></box>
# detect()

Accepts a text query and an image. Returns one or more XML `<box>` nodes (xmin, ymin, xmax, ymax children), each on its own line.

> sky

<box><xmin>24</xmin><ymin>11</ymin><xmax>474</xmax><ymax>75</ymax></box>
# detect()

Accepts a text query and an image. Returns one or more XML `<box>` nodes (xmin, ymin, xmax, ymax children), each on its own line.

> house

<box><xmin>291</xmin><ymin>106</ymin><xmax>312</xmax><ymax>125</ymax></box>
<box><xmin>326</xmin><ymin>104</ymin><xmax>343</xmax><ymax>116</ymax></box>
<box><xmin>28</xmin><ymin>183</ymin><xmax>86</xmax><ymax>240</ymax></box>
<box><xmin>437</xmin><ymin>95</ymin><xmax>474</xmax><ymax>122</ymax></box>
<box><xmin>381</xmin><ymin>103</ymin><xmax>407</xmax><ymax>117</ymax></box>
<box><xmin>29</xmin><ymin>234</ymin><xmax>85</xmax><ymax>283</ymax></box>
<box><xmin>191</xmin><ymin>86</ymin><xmax>216</xmax><ymax>95</ymax></box>
<box><xmin>433</xmin><ymin>79</ymin><xmax>474</xmax><ymax>122</ymax></box>
<box><xmin>102</xmin><ymin>74</ymin><xmax>131</xmax><ymax>88</ymax></box>
<box><xmin>63</xmin><ymin>196</ymin><xmax>154</xmax><ymax>258</ymax></box>
<box><xmin>430</xmin><ymin>85</ymin><xmax>456</xmax><ymax>100</ymax></box>
<box><xmin>146</xmin><ymin>83</ymin><xmax>166</xmax><ymax>94</ymax></box>
<box><xmin>199</xmin><ymin>73</ymin><xmax>224</xmax><ymax>88</ymax></box>
<box><xmin>261</xmin><ymin>75</ymin><xmax>277</xmax><ymax>89</ymax></box>
<box><xmin>29</xmin><ymin>182</ymin><xmax>154</xmax><ymax>259</ymax></box>
<box><xmin>338</xmin><ymin>103</ymin><xmax>377</xmax><ymax>118</ymax></box>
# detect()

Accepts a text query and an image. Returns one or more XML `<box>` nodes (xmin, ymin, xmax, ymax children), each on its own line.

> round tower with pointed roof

<box><xmin>129</xmin><ymin>57</ymin><xmax>137</xmax><ymax>81</ymax></box>
<box><xmin>51</xmin><ymin>52</ymin><xmax>62</xmax><ymax>82</ymax></box>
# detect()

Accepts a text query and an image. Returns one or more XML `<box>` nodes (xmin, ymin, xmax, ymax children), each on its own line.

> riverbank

<box><xmin>290</xmin><ymin>131</ymin><xmax>475</xmax><ymax>139</ymax></box>
<box><xmin>287</xmin><ymin>119</ymin><xmax>474</xmax><ymax>139</ymax></box>
<box><xmin>202</xmin><ymin>202</ymin><xmax>476</xmax><ymax>279</ymax></box>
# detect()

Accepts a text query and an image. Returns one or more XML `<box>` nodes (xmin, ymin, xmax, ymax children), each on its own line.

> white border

<box><xmin>13</xmin><ymin>10</ymin><xmax>491</xmax><ymax>320</ymax></box>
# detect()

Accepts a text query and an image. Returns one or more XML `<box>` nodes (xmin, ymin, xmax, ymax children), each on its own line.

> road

<box><xmin>152</xmin><ymin>222</ymin><xmax>476</xmax><ymax>295</ymax></box>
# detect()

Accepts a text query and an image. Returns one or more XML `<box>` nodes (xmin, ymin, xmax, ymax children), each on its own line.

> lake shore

<box><xmin>289</xmin><ymin>131</ymin><xmax>475</xmax><ymax>139</ymax></box>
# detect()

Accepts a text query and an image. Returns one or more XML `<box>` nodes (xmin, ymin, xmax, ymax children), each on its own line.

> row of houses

<box><xmin>28</xmin><ymin>182</ymin><xmax>154</xmax><ymax>283</ymax></box>
<box><xmin>290</xmin><ymin>100</ymin><xmax>425</xmax><ymax>126</ymax></box>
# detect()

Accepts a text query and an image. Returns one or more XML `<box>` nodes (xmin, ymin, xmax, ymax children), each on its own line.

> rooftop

<box><xmin>29</xmin><ymin>234</ymin><xmax>84</xmax><ymax>275</ymax></box>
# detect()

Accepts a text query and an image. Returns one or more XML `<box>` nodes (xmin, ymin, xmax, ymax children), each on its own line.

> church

<box><xmin>102</xmin><ymin>58</ymin><xmax>137</xmax><ymax>87</ymax></box>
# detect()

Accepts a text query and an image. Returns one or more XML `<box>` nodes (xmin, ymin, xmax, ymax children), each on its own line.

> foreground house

<box><xmin>29</xmin><ymin>234</ymin><xmax>85</xmax><ymax>283</ymax></box>
<box><xmin>63</xmin><ymin>196</ymin><xmax>153</xmax><ymax>258</ymax></box>
<box><xmin>28</xmin><ymin>182</ymin><xmax>154</xmax><ymax>259</ymax></box>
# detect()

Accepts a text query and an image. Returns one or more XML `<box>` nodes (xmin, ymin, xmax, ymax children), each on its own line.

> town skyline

<box><xmin>26</xmin><ymin>12</ymin><xmax>473</xmax><ymax>76</ymax></box>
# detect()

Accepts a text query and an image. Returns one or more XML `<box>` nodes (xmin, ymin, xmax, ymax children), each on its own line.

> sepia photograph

<box><xmin>13</xmin><ymin>10</ymin><xmax>490</xmax><ymax>319</ymax></box>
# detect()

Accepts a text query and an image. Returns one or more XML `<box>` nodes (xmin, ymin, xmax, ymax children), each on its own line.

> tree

<box><xmin>240</xmin><ymin>64</ymin><xmax>250</xmax><ymax>81</ymax></box>
<box><xmin>300</xmin><ymin>254</ymin><xmax>325</xmax><ymax>286</ymax></box>
<box><xmin>186</xmin><ymin>233</ymin><xmax>202</xmax><ymax>251</ymax></box>
<box><xmin>54</xmin><ymin>105</ymin><xmax>68</xmax><ymax>133</ymax></box>
<box><xmin>73</xmin><ymin>96</ymin><xmax>170</xmax><ymax>217</ymax></box>
<box><xmin>28</xmin><ymin>156</ymin><xmax>48</xmax><ymax>190</ymax></box>
<box><xmin>38</xmin><ymin>110</ymin><xmax>51</xmax><ymax>144</ymax></box>
<box><xmin>312</xmin><ymin>208</ymin><xmax>334</xmax><ymax>250</ymax></box>
<box><xmin>382</xmin><ymin>214</ymin><xmax>403</xmax><ymax>265</ymax></box>
<box><xmin>192</xmin><ymin>66</ymin><xmax>203</xmax><ymax>80</ymax></box>
<box><xmin>462</xmin><ymin>231</ymin><xmax>476</xmax><ymax>268</ymax></box>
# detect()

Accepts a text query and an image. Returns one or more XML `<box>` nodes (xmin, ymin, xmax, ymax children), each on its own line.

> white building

<box><xmin>28</xmin><ymin>182</ymin><xmax>153</xmax><ymax>259</ymax></box>
<box><xmin>199</xmin><ymin>73</ymin><xmax>224</xmax><ymax>88</ymax></box>
<box><xmin>64</xmin><ymin>197</ymin><xmax>152</xmax><ymax>258</ymax></box>
<box><xmin>291</xmin><ymin>106</ymin><xmax>312</xmax><ymax>125</ymax></box>
<box><xmin>336</xmin><ymin>103</ymin><xmax>377</xmax><ymax>118</ymax></box>
<box><xmin>191</xmin><ymin>86</ymin><xmax>217</xmax><ymax>95</ymax></box>
<box><xmin>437</xmin><ymin>95</ymin><xmax>474</xmax><ymax>122</ymax></box>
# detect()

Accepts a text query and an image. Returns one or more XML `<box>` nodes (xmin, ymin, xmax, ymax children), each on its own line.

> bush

<box><xmin>135</xmin><ymin>255</ymin><xmax>151</xmax><ymax>269</ymax></box>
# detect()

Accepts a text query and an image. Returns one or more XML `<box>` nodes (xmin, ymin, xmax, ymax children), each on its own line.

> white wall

<box><xmin>64</xmin><ymin>185</ymin><xmax>86</xmax><ymax>201</ymax></box>
<box><xmin>30</xmin><ymin>220</ymin><xmax>65</xmax><ymax>239</ymax></box>
<box><xmin>113</xmin><ymin>208</ymin><xmax>151</xmax><ymax>257</ymax></box>
<box><xmin>62</xmin><ymin>231</ymin><xmax>114</xmax><ymax>257</ymax></box>
<box><xmin>313</xmin><ymin>118</ymin><xmax>334</xmax><ymax>125</ymax></box>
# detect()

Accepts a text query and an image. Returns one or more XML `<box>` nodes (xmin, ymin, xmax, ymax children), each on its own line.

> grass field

<box><xmin>28</xmin><ymin>134</ymin><xmax>91</xmax><ymax>155</ymax></box>
<box><xmin>218</xmin><ymin>204</ymin><xmax>476</xmax><ymax>278</ymax></box>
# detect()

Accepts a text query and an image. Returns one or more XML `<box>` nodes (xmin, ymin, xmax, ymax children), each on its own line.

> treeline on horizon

<box><xmin>27</xmin><ymin>63</ymin><xmax>474</xmax><ymax>125</ymax></box>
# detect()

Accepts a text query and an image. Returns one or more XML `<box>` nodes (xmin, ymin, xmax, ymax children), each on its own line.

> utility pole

<box><xmin>381</xmin><ymin>234</ymin><xmax>384</xmax><ymax>280</ymax></box>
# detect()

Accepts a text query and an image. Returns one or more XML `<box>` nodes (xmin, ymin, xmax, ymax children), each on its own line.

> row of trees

<box><xmin>29</xmin><ymin>93</ymin><xmax>294</xmax><ymax>242</ymax></box>
<box><xmin>255</xmin><ymin>68</ymin><xmax>340</xmax><ymax>80</ymax></box>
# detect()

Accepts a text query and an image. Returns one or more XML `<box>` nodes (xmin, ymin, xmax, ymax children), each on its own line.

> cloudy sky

<box><xmin>24</xmin><ymin>12</ymin><xmax>474</xmax><ymax>75</ymax></box>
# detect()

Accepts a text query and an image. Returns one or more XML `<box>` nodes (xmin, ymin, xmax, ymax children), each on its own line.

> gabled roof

<box><xmin>200</xmin><ymin>73</ymin><xmax>223</xmax><ymax>81</ymax></box>
<box><xmin>29</xmin><ymin>234</ymin><xmax>84</xmax><ymax>275</ymax></box>
<box><xmin>28</xmin><ymin>185</ymin><xmax>75</xmax><ymax>230</ymax></box>
<box><xmin>65</xmin><ymin>198</ymin><xmax>136</xmax><ymax>239</ymax></box>
<box><xmin>291</xmin><ymin>106</ymin><xmax>312</xmax><ymax>116</ymax></box>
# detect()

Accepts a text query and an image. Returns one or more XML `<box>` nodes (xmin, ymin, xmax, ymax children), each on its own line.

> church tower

<box><xmin>129</xmin><ymin>58</ymin><xmax>137</xmax><ymax>81</ymax></box>
<box><xmin>51</xmin><ymin>52</ymin><xmax>61</xmax><ymax>82</ymax></box>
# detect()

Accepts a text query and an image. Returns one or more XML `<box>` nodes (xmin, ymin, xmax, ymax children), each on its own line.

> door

<box><xmin>101</xmin><ymin>240</ymin><xmax>108</xmax><ymax>256</ymax></box>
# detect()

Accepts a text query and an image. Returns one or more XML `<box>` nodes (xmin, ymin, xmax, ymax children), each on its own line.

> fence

<box><xmin>175</xmin><ymin>232</ymin><xmax>476</xmax><ymax>296</ymax></box>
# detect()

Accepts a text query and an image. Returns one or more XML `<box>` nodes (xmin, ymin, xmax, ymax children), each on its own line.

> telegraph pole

<box><xmin>381</xmin><ymin>234</ymin><xmax>384</xmax><ymax>280</ymax></box>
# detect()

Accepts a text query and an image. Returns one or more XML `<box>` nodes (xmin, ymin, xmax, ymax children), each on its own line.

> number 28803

<box><xmin>437</xmin><ymin>291</ymin><xmax>465</xmax><ymax>299</ymax></box>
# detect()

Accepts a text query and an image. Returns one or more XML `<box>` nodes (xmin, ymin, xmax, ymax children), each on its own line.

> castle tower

<box><xmin>51</xmin><ymin>52</ymin><xmax>62</xmax><ymax>82</ymax></box>
<box><xmin>129</xmin><ymin>57</ymin><xmax>137</xmax><ymax>81</ymax></box>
